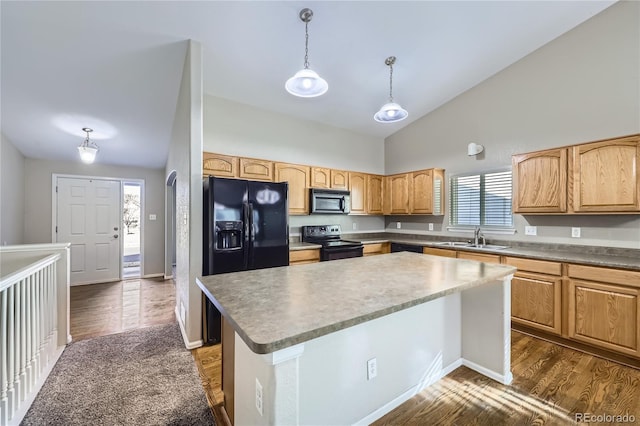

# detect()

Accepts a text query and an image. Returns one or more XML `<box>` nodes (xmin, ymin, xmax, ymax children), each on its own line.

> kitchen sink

<box><xmin>432</xmin><ymin>241</ymin><xmax>509</xmax><ymax>250</ymax></box>
<box><xmin>465</xmin><ymin>244</ymin><xmax>509</xmax><ymax>250</ymax></box>
<box><xmin>433</xmin><ymin>241</ymin><xmax>472</xmax><ymax>247</ymax></box>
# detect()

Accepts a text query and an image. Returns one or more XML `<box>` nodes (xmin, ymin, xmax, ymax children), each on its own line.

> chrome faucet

<box><xmin>474</xmin><ymin>226</ymin><xmax>485</xmax><ymax>246</ymax></box>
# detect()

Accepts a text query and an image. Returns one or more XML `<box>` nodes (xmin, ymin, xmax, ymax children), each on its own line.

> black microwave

<box><xmin>309</xmin><ymin>188</ymin><xmax>351</xmax><ymax>214</ymax></box>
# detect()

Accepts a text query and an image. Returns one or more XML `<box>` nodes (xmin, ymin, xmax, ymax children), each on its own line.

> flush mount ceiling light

<box><xmin>77</xmin><ymin>127</ymin><xmax>99</xmax><ymax>164</ymax></box>
<box><xmin>285</xmin><ymin>8</ymin><xmax>328</xmax><ymax>98</ymax></box>
<box><xmin>374</xmin><ymin>56</ymin><xmax>408</xmax><ymax>123</ymax></box>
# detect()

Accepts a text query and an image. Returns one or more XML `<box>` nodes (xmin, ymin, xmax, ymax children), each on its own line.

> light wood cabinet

<box><xmin>567</xmin><ymin>264</ymin><xmax>640</xmax><ymax>358</ymax></box>
<box><xmin>203</xmin><ymin>152</ymin><xmax>238</xmax><ymax>177</ymax></box>
<box><xmin>367</xmin><ymin>174</ymin><xmax>384</xmax><ymax>215</ymax></box>
<box><xmin>330</xmin><ymin>170</ymin><xmax>349</xmax><ymax>190</ymax></box>
<box><xmin>363</xmin><ymin>242</ymin><xmax>390</xmax><ymax>256</ymax></box>
<box><xmin>504</xmin><ymin>257</ymin><xmax>562</xmax><ymax>336</ymax></box>
<box><xmin>572</xmin><ymin>136</ymin><xmax>640</xmax><ymax>212</ymax></box>
<box><xmin>239</xmin><ymin>158</ymin><xmax>274</xmax><ymax>181</ymax></box>
<box><xmin>457</xmin><ymin>251</ymin><xmax>501</xmax><ymax>264</ymax></box>
<box><xmin>310</xmin><ymin>167</ymin><xmax>331</xmax><ymax>188</ymax></box>
<box><xmin>289</xmin><ymin>249</ymin><xmax>320</xmax><ymax>265</ymax></box>
<box><xmin>423</xmin><ymin>247</ymin><xmax>457</xmax><ymax>258</ymax></box>
<box><xmin>387</xmin><ymin>173</ymin><xmax>411</xmax><ymax>214</ymax></box>
<box><xmin>275</xmin><ymin>163</ymin><xmax>310</xmax><ymax>215</ymax></box>
<box><xmin>349</xmin><ymin>172</ymin><xmax>367</xmax><ymax>214</ymax></box>
<box><xmin>410</xmin><ymin>168</ymin><xmax>445</xmax><ymax>215</ymax></box>
<box><xmin>512</xmin><ymin>148</ymin><xmax>568</xmax><ymax>213</ymax></box>
<box><xmin>512</xmin><ymin>134</ymin><xmax>640</xmax><ymax>214</ymax></box>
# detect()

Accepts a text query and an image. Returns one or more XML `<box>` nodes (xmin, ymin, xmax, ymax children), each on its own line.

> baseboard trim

<box><xmin>353</xmin><ymin>358</ymin><xmax>462</xmax><ymax>426</ymax></box>
<box><xmin>175</xmin><ymin>307</ymin><xmax>203</xmax><ymax>350</ymax></box>
<box><xmin>142</xmin><ymin>273</ymin><xmax>164</xmax><ymax>279</ymax></box>
<box><xmin>462</xmin><ymin>358</ymin><xmax>513</xmax><ymax>385</ymax></box>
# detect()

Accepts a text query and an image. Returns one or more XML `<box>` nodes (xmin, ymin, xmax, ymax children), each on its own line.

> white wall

<box><xmin>384</xmin><ymin>1</ymin><xmax>640</xmax><ymax>248</ymax></box>
<box><xmin>22</xmin><ymin>158</ymin><xmax>166</xmax><ymax>274</ymax></box>
<box><xmin>166</xmin><ymin>40</ymin><xmax>203</xmax><ymax>347</ymax></box>
<box><xmin>203</xmin><ymin>95</ymin><xmax>387</xmax><ymax>233</ymax></box>
<box><xmin>0</xmin><ymin>133</ymin><xmax>25</xmax><ymax>245</ymax></box>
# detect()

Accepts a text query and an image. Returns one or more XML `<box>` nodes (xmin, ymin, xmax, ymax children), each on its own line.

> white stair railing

<box><xmin>0</xmin><ymin>243</ymin><xmax>70</xmax><ymax>426</ymax></box>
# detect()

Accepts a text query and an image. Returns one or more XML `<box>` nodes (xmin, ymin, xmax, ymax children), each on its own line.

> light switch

<box><xmin>149</xmin><ymin>214</ymin><xmax>157</xmax><ymax>221</ymax></box>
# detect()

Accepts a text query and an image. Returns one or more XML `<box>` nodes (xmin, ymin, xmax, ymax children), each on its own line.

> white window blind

<box><xmin>449</xmin><ymin>170</ymin><xmax>513</xmax><ymax>228</ymax></box>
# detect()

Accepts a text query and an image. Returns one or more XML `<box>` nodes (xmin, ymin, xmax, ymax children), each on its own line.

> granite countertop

<box><xmin>354</xmin><ymin>237</ymin><xmax>640</xmax><ymax>272</ymax></box>
<box><xmin>289</xmin><ymin>242</ymin><xmax>322</xmax><ymax>251</ymax></box>
<box><xmin>196</xmin><ymin>252</ymin><xmax>515</xmax><ymax>354</ymax></box>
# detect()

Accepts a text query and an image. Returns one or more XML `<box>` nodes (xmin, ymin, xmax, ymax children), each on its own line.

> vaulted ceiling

<box><xmin>1</xmin><ymin>1</ymin><xmax>615</xmax><ymax>168</ymax></box>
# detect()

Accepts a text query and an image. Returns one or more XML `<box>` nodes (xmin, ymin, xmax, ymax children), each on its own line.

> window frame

<box><xmin>447</xmin><ymin>168</ymin><xmax>515</xmax><ymax>234</ymax></box>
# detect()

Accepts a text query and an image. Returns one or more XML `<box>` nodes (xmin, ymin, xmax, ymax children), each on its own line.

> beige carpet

<box><xmin>21</xmin><ymin>322</ymin><xmax>215</xmax><ymax>425</ymax></box>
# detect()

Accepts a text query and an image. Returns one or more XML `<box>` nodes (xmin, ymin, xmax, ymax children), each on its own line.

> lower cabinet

<box><xmin>504</xmin><ymin>257</ymin><xmax>562</xmax><ymax>336</ymax></box>
<box><xmin>422</xmin><ymin>247</ymin><xmax>456</xmax><ymax>258</ymax></box>
<box><xmin>290</xmin><ymin>249</ymin><xmax>320</xmax><ymax>265</ymax></box>
<box><xmin>363</xmin><ymin>242</ymin><xmax>390</xmax><ymax>256</ymax></box>
<box><xmin>567</xmin><ymin>264</ymin><xmax>640</xmax><ymax>358</ymax></box>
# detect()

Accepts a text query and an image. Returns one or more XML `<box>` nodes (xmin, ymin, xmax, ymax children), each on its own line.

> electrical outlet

<box><xmin>428</xmin><ymin>223</ymin><xmax>434</xmax><ymax>231</ymax></box>
<box><xmin>525</xmin><ymin>226</ymin><xmax>537</xmax><ymax>236</ymax></box>
<box><xmin>149</xmin><ymin>214</ymin><xmax>157</xmax><ymax>221</ymax></box>
<box><xmin>396</xmin><ymin>222</ymin><xmax>401</xmax><ymax>229</ymax></box>
<box><xmin>255</xmin><ymin>378</ymin><xmax>263</xmax><ymax>415</ymax></box>
<box><xmin>352</xmin><ymin>222</ymin><xmax>357</xmax><ymax>230</ymax></box>
<box><xmin>571</xmin><ymin>227</ymin><xmax>581</xmax><ymax>238</ymax></box>
<box><xmin>367</xmin><ymin>358</ymin><xmax>377</xmax><ymax>380</ymax></box>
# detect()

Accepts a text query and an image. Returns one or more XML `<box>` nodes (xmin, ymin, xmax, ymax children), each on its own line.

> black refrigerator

<box><xmin>202</xmin><ymin>176</ymin><xmax>289</xmax><ymax>344</ymax></box>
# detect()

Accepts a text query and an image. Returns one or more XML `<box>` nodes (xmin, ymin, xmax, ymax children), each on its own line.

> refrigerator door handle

<box><xmin>243</xmin><ymin>202</ymin><xmax>250</xmax><ymax>270</ymax></box>
<box><xmin>248</xmin><ymin>202</ymin><xmax>255</xmax><ymax>269</ymax></box>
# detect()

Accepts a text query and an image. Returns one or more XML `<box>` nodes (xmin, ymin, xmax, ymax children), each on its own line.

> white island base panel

<box><xmin>233</xmin><ymin>275</ymin><xmax>512</xmax><ymax>426</ymax></box>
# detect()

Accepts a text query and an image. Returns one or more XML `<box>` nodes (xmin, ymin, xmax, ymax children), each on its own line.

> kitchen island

<box><xmin>196</xmin><ymin>252</ymin><xmax>516</xmax><ymax>425</ymax></box>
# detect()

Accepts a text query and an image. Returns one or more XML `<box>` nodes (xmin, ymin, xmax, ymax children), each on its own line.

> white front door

<box><xmin>56</xmin><ymin>177</ymin><xmax>121</xmax><ymax>285</ymax></box>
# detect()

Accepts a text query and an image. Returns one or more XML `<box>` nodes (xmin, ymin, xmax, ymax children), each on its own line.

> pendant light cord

<box><xmin>304</xmin><ymin>20</ymin><xmax>310</xmax><ymax>69</ymax></box>
<box><xmin>388</xmin><ymin>63</ymin><xmax>394</xmax><ymax>102</ymax></box>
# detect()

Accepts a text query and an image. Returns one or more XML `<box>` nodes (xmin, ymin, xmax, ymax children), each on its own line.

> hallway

<box><xmin>69</xmin><ymin>278</ymin><xmax>175</xmax><ymax>341</ymax></box>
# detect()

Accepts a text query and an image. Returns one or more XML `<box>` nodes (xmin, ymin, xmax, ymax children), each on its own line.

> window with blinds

<box><xmin>449</xmin><ymin>170</ymin><xmax>513</xmax><ymax>228</ymax></box>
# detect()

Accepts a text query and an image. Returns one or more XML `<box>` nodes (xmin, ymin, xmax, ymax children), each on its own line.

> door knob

<box><xmin>113</xmin><ymin>234</ymin><xmax>119</xmax><ymax>239</ymax></box>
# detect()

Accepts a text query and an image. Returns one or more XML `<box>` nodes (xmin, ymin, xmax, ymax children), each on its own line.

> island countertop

<box><xmin>196</xmin><ymin>252</ymin><xmax>516</xmax><ymax>354</ymax></box>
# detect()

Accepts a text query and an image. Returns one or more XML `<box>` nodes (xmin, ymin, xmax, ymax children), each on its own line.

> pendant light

<box><xmin>77</xmin><ymin>127</ymin><xmax>99</xmax><ymax>164</ymax></box>
<box><xmin>374</xmin><ymin>56</ymin><xmax>408</xmax><ymax>123</ymax></box>
<box><xmin>285</xmin><ymin>8</ymin><xmax>328</xmax><ymax>98</ymax></box>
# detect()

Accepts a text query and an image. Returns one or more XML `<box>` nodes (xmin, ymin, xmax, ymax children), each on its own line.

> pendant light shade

<box><xmin>374</xmin><ymin>56</ymin><xmax>408</xmax><ymax>123</ymax></box>
<box><xmin>77</xmin><ymin>127</ymin><xmax>99</xmax><ymax>164</ymax></box>
<box><xmin>285</xmin><ymin>8</ymin><xmax>328</xmax><ymax>98</ymax></box>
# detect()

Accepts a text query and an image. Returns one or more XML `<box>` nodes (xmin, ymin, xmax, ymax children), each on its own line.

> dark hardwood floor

<box><xmin>69</xmin><ymin>278</ymin><xmax>176</xmax><ymax>341</ymax></box>
<box><xmin>373</xmin><ymin>331</ymin><xmax>640</xmax><ymax>425</ymax></box>
<box><xmin>71</xmin><ymin>281</ymin><xmax>640</xmax><ymax>425</ymax></box>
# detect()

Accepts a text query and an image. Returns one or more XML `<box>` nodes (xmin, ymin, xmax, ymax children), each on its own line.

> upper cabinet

<box><xmin>387</xmin><ymin>173</ymin><xmax>411</xmax><ymax>214</ymax></box>
<box><xmin>383</xmin><ymin>168</ymin><xmax>444</xmax><ymax>216</ymax></box>
<box><xmin>513</xmin><ymin>134</ymin><xmax>640</xmax><ymax>214</ymax></box>
<box><xmin>512</xmin><ymin>148</ymin><xmax>568</xmax><ymax>213</ymax></box>
<box><xmin>330</xmin><ymin>170</ymin><xmax>349</xmax><ymax>190</ymax></box>
<box><xmin>572</xmin><ymin>136</ymin><xmax>640</xmax><ymax>213</ymax></box>
<box><xmin>349</xmin><ymin>172</ymin><xmax>367</xmax><ymax>214</ymax></box>
<box><xmin>203</xmin><ymin>151</ymin><xmax>447</xmax><ymax>216</ymax></box>
<box><xmin>310</xmin><ymin>167</ymin><xmax>331</xmax><ymax>188</ymax></box>
<box><xmin>239</xmin><ymin>158</ymin><xmax>274</xmax><ymax>182</ymax></box>
<box><xmin>275</xmin><ymin>163</ymin><xmax>310</xmax><ymax>215</ymax></box>
<box><xmin>203</xmin><ymin>153</ymin><xmax>239</xmax><ymax>178</ymax></box>
<box><xmin>410</xmin><ymin>168</ymin><xmax>445</xmax><ymax>215</ymax></box>
<box><xmin>367</xmin><ymin>174</ymin><xmax>384</xmax><ymax>215</ymax></box>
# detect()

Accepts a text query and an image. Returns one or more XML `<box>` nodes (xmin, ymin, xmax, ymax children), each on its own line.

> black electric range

<box><xmin>301</xmin><ymin>225</ymin><xmax>364</xmax><ymax>261</ymax></box>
